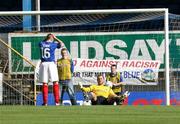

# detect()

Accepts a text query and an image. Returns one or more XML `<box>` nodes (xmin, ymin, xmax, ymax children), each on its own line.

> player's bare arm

<box><xmin>52</xmin><ymin>34</ymin><xmax>64</xmax><ymax>47</ymax></box>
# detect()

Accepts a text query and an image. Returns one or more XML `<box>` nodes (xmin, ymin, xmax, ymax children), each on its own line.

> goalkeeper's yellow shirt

<box><xmin>57</xmin><ymin>58</ymin><xmax>72</xmax><ymax>80</ymax></box>
<box><xmin>81</xmin><ymin>84</ymin><xmax>115</xmax><ymax>98</ymax></box>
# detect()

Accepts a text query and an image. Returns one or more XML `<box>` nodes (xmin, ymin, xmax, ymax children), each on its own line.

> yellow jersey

<box><xmin>81</xmin><ymin>84</ymin><xmax>115</xmax><ymax>98</ymax></box>
<box><xmin>106</xmin><ymin>72</ymin><xmax>122</xmax><ymax>93</ymax></box>
<box><xmin>57</xmin><ymin>58</ymin><xmax>72</xmax><ymax>80</ymax></box>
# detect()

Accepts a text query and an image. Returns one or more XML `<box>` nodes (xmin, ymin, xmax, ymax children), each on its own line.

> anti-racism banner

<box><xmin>72</xmin><ymin>58</ymin><xmax>160</xmax><ymax>85</ymax></box>
<box><xmin>34</xmin><ymin>58</ymin><xmax>160</xmax><ymax>85</ymax></box>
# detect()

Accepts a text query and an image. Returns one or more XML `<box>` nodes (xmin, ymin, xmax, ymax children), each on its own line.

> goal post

<box><xmin>164</xmin><ymin>9</ymin><xmax>170</xmax><ymax>106</ymax></box>
<box><xmin>0</xmin><ymin>8</ymin><xmax>176</xmax><ymax>106</ymax></box>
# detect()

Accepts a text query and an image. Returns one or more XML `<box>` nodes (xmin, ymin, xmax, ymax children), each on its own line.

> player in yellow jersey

<box><xmin>106</xmin><ymin>64</ymin><xmax>126</xmax><ymax>105</ymax></box>
<box><xmin>57</xmin><ymin>48</ymin><xmax>77</xmax><ymax>105</ymax></box>
<box><xmin>79</xmin><ymin>74</ymin><xmax>128</xmax><ymax>105</ymax></box>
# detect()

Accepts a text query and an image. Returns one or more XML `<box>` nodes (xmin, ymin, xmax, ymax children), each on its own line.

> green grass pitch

<box><xmin>1</xmin><ymin>106</ymin><xmax>180</xmax><ymax>124</ymax></box>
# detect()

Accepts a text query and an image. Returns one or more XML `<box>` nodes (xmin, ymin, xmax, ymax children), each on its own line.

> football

<box><xmin>82</xmin><ymin>100</ymin><xmax>91</xmax><ymax>106</ymax></box>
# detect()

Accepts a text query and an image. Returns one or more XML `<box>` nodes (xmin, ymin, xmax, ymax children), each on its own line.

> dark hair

<box><xmin>111</xmin><ymin>64</ymin><xmax>117</xmax><ymax>68</ymax></box>
<box><xmin>61</xmin><ymin>48</ymin><xmax>67</xmax><ymax>54</ymax></box>
<box><xmin>44</xmin><ymin>33</ymin><xmax>53</xmax><ymax>41</ymax></box>
<box><xmin>97</xmin><ymin>74</ymin><xmax>103</xmax><ymax>78</ymax></box>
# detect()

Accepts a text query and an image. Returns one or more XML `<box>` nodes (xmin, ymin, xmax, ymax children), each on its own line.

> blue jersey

<box><xmin>39</xmin><ymin>41</ymin><xmax>61</xmax><ymax>62</ymax></box>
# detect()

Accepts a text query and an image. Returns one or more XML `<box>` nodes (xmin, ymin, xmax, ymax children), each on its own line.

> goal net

<box><xmin>0</xmin><ymin>9</ymin><xmax>179</xmax><ymax>106</ymax></box>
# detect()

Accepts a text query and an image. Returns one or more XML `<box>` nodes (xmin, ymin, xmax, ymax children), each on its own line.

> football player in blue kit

<box><xmin>39</xmin><ymin>33</ymin><xmax>64</xmax><ymax>106</ymax></box>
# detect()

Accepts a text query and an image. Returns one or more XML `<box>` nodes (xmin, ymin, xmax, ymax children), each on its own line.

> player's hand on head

<box><xmin>51</xmin><ymin>34</ymin><xmax>59</xmax><ymax>41</ymax></box>
<box><xmin>51</xmin><ymin>34</ymin><xmax>55</xmax><ymax>39</ymax></box>
<box><xmin>61</xmin><ymin>42</ymin><xmax>65</xmax><ymax>47</ymax></box>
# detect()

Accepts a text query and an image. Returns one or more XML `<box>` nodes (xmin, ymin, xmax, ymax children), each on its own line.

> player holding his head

<box><xmin>39</xmin><ymin>33</ymin><xmax>64</xmax><ymax>106</ymax></box>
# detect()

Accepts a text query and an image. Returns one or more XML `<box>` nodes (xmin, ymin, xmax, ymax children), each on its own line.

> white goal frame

<box><xmin>0</xmin><ymin>8</ymin><xmax>170</xmax><ymax>106</ymax></box>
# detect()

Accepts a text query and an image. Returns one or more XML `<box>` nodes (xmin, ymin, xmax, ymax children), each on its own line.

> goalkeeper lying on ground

<box><xmin>78</xmin><ymin>74</ymin><xmax>130</xmax><ymax>105</ymax></box>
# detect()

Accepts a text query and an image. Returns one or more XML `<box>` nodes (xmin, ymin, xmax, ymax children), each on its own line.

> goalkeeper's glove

<box><xmin>123</xmin><ymin>91</ymin><xmax>130</xmax><ymax>98</ymax></box>
<box><xmin>78</xmin><ymin>82</ymin><xmax>83</xmax><ymax>89</ymax></box>
<box><xmin>115</xmin><ymin>91</ymin><xmax>130</xmax><ymax>101</ymax></box>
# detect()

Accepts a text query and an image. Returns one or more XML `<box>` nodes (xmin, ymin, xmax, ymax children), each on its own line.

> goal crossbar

<box><xmin>0</xmin><ymin>8</ymin><xmax>167</xmax><ymax>16</ymax></box>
